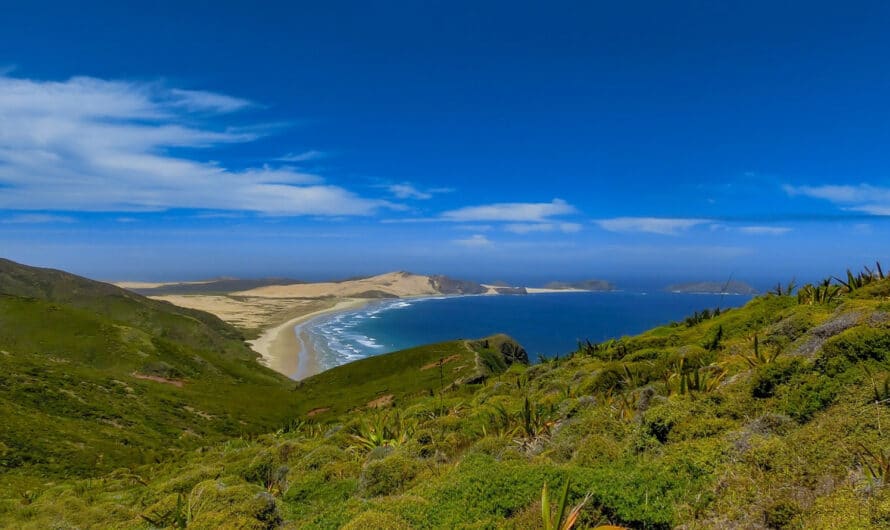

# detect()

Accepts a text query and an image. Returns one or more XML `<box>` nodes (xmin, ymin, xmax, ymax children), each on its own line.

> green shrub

<box><xmin>571</xmin><ymin>434</ymin><xmax>624</xmax><ymax>466</ymax></box>
<box><xmin>298</xmin><ymin>445</ymin><xmax>347</xmax><ymax>471</ymax></box>
<box><xmin>764</xmin><ymin>499</ymin><xmax>801</xmax><ymax>528</ymax></box>
<box><xmin>751</xmin><ymin>357</ymin><xmax>805</xmax><ymax>398</ymax></box>
<box><xmin>781</xmin><ymin>373</ymin><xmax>840</xmax><ymax>423</ymax></box>
<box><xmin>283</xmin><ymin>471</ymin><xmax>357</xmax><ymax>505</ymax></box>
<box><xmin>642</xmin><ymin>398</ymin><xmax>692</xmax><ymax>444</ymax></box>
<box><xmin>342</xmin><ymin>511</ymin><xmax>413</xmax><ymax>530</ymax></box>
<box><xmin>817</xmin><ymin>327</ymin><xmax>890</xmax><ymax>375</ymax></box>
<box><xmin>359</xmin><ymin>453</ymin><xmax>419</xmax><ymax>497</ymax></box>
<box><xmin>241</xmin><ymin>450</ymin><xmax>276</xmax><ymax>487</ymax></box>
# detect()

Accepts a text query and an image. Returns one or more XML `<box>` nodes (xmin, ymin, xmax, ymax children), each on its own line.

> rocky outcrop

<box><xmin>428</xmin><ymin>275</ymin><xmax>487</xmax><ymax>295</ymax></box>
<box><xmin>492</xmin><ymin>286</ymin><xmax>528</xmax><ymax>295</ymax></box>
<box><xmin>543</xmin><ymin>280</ymin><xmax>615</xmax><ymax>291</ymax></box>
<box><xmin>456</xmin><ymin>334</ymin><xmax>529</xmax><ymax>385</ymax></box>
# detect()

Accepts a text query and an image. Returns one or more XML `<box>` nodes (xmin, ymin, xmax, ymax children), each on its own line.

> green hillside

<box><xmin>0</xmin><ymin>259</ymin><xmax>300</xmax><ymax>476</ymax></box>
<box><xmin>2</xmin><ymin>263</ymin><xmax>890</xmax><ymax>528</ymax></box>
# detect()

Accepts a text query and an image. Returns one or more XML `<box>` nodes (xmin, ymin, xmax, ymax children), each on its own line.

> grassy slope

<box><xmin>2</xmin><ymin>267</ymin><xmax>890</xmax><ymax>528</ymax></box>
<box><xmin>0</xmin><ymin>259</ymin><xmax>300</xmax><ymax>477</ymax></box>
<box><xmin>291</xmin><ymin>334</ymin><xmax>526</xmax><ymax>419</ymax></box>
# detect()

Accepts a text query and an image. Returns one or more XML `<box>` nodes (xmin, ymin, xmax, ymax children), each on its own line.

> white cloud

<box><xmin>738</xmin><ymin>225</ymin><xmax>792</xmax><ymax>235</ymax></box>
<box><xmin>853</xmin><ymin>204</ymin><xmax>890</xmax><ymax>216</ymax></box>
<box><xmin>442</xmin><ymin>199</ymin><xmax>577</xmax><ymax>222</ymax></box>
<box><xmin>0</xmin><ymin>74</ymin><xmax>391</xmax><ymax>216</ymax></box>
<box><xmin>388</xmin><ymin>183</ymin><xmax>432</xmax><ymax>200</ymax></box>
<box><xmin>454</xmin><ymin>224</ymin><xmax>494</xmax><ymax>232</ymax></box>
<box><xmin>383</xmin><ymin>182</ymin><xmax>454</xmax><ymax>200</ymax></box>
<box><xmin>784</xmin><ymin>183</ymin><xmax>890</xmax><ymax>216</ymax></box>
<box><xmin>504</xmin><ymin>222</ymin><xmax>582</xmax><ymax>234</ymax></box>
<box><xmin>277</xmin><ymin>150</ymin><xmax>326</xmax><ymax>162</ymax></box>
<box><xmin>166</xmin><ymin>88</ymin><xmax>252</xmax><ymax>113</ymax></box>
<box><xmin>453</xmin><ymin>234</ymin><xmax>493</xmax><ymax>247</ymax></box>
<box><xmin>1</xmin><ymin>213</ymin><xmax>76</xmax><ymax>224</ymax></box>
<box><xmin>595</xmin><ymin>217</ymin><xmax>709</xmax><ymax>235</ymax></box>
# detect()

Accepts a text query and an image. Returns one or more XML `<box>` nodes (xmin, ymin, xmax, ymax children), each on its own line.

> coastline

<box><xmin>248</xmin><ymin>298</ymin><xmax>369</xmax><ymax>380</ymax></box>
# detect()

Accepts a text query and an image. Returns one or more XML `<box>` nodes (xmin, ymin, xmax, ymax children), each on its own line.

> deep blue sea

<box><xmin>299</xmin><ymin>291</ymin><xmax>752</xmax><ymax>370</ymax></box>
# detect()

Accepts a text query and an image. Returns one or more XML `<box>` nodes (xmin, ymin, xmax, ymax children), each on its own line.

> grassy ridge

<box><xmin>0</xmin><ymin>259</ymin><xmax>300</xmax><ymax>477</ymax></box>
<box><xmin>290</xmin><ymin>334</ymin><xmax>528</xmax><ymax>419</ymax></box>
<box><xmin>2</xmin><ymin>262</ymin><xmax>890</xmax><ymax>528</ymax></box>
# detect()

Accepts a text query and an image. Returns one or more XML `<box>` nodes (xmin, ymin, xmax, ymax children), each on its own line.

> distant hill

<box><xmin>0</xmin><ymin>258</ymin><xmax>299</xmax><ymax>476</ymax></box>
<box><xmin>667</xmin><ymin>280</ymin><xmax>757</xmax><ymax>294</ymax></box>
<box><xmin>232</xmin><ymin>271</ymin><xmax>486</xmax><ymax>298</ymax></box>
<box><xmin>542</xmin><ymin>279</ymin><xmax>615</xmax><ymax>291</ymax></box>
<box><xmin>125</xmin><ymin>277</ymin><xmax>306</xmax><ymax>296</ymax></box>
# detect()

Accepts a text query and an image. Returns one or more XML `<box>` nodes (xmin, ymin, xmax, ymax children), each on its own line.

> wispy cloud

<box><xmin>453</xmin><ymin>224</ymin><xmax>494</xmax><ymax>232</ymax></box>
<box><xmin>388</xmin><ymin>183</ymin><xmax>432</xmax><ymax>200</ymax></box>
<box><xmin>276</xmin><ymin>150</ymin><xmax>326</xmax><ymax>163</ymax></box>
<box><xmin>1</xmin><ymin>214</ymin><xmax>77</xmax><ymax>224</ymax></box>
<box><xmin>453</xmin><ymin>234</ymin><xmax>493</xmax><ymax>247</ymax></box>
<box><xmin>442</xmin><ymin>199</ymin><xmax>576</xmax><ymax>222</ymax></box>
<box><xmin>594</xmin><ymin>217</ymin><xmax>709</xmax><ymax>235</ymax></box>
<box><xmin>784</xmin><ymin>183</ymin><xmax>890</xmax><ymax>216</ymax></box>
<box><xmin>384</xmin><ymin>182</ymin><xmax>453</xmax><ymax>200</ymax></box>
<box><xmin>166</xmin><ymin>88</ymin><xmax>253</xmax><ymax>113</ymax></box>
<box><xmin>738</xmin><ymin>225</ymin><xmax>792</xmax><ymax>235</ymax></box>
<box><xmin>0</xmin><ymin>74</ymin><xmax>392</xmax><ymax>216</ymax></box>
<box><xmin>504</xmin><ymin>222</ymin><xmax>582</xmax><ymax>234</ymax></box>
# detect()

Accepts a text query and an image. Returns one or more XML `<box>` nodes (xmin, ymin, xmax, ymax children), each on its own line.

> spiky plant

<box><xmin>541</xmin><ymin>480</ymin><xmax>592</xmax><ymax>530</ymax></box>
<box><xmin>864</xmin><ymin>367</ymin><xmax>890</xmax><ymax>406</ymax></box>
<box><xmin>520</xmin><ymin>396</ymin><xmax>556</xmax><ymax>438</ymax></box>
<box><xmin>738</xmin><ymin>335</ymin><xmax>781</xmax><ymax>367</ymax></box>
<box><xmin>603</xmin><ymin>389</ymin><xmax>638</xmax><ymax>420</ymax></box>
<box><xmin>667</xmin><ymin>357</ymin><xmax>726</xmax><ymax>395</ymax></box>
<box><xmin>797</xmin><ymin>280</ymin><xmax>841</xmax><ymax>305</ymax></box>
<box><xmin>858</xmin><ymin>443</ymin><xmax>890</xmax><ymax>487</ymax></box>
<box><xmin>835</xmin><ymin>262</ymin><xmax>885</xmax><ymax>293</ymax></box>
<box><xmin>482</xmin><ymin>402</ymin><xmax>519</xmax><ymax>438</ymax></box>
<box><xmin>349</xmin><ymin>411</ymin><xmax>414</xmax><ymax>451</ymax></box>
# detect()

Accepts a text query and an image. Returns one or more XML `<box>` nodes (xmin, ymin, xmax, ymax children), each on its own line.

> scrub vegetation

<box><xmin>2</xmin><ymin>259</ymin><xmax>890</xmax><ymax>528</ymax></box>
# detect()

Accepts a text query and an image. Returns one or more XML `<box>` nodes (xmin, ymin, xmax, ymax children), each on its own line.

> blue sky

<box><xmin>1</xmin><ymin>1</ymin><xmax>889</xmax><ymax>285</ymax></box>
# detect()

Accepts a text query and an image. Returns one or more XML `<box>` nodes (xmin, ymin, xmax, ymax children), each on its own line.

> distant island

<box><xmin>541</xmin><ymin>279</ymin><xmax>616</xmax><ymax>291</ymax></box>
<box><xmin>666</xmin><ymin>280</ymin><xmax>757</xmax><ymax>295</ymax></box>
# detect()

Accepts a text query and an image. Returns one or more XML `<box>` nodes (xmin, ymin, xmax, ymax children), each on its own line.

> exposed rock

<box><xmin>792</xmin><ymin>311</ymin><xmax>862</xmax><ymax>357</ymax></box>
<box><xmin>492</xmin><ymin>286</ymin><xmax>528</xmax><ymax>295</ymax></box>
<box><xmin>543</xmin><ymin>279</ymin><xmax>615</xmax><ymax>291</ymax></box>
<box><xmin>456</xmin><ymin>335</ymin><xmax>529</xmax><ymax>385</ymax></box>
<box><xmin>469</xmin><ymin>334</ymin><xmax>529</xmax><ymax>366</ymax></box>
<box><xmin>868</xmin><ymin>311</ymin><xmax>890</xmax><ymax>327</ymax></box>
<box><xmin>428</xmin><ymin>275</ymin><xmax>487</xmax><ymax>295</ymax></box>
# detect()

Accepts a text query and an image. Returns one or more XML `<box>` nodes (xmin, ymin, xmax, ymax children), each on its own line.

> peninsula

<box><xmin>115</xmin><ymin>271</ymin><xmax>585</xmax><ymax>379</ymax></box>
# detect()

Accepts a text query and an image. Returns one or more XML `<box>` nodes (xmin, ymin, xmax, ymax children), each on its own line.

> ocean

<box><xmin>299</xmin><ymin>290</ymin><xmax>752</xmax><ymax>370</ymax></box>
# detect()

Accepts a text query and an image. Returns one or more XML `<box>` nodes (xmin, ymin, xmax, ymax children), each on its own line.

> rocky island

<box><xmin>667</xmin><ymin>280</ymin><xmax>757</xmax><ymax>295</ymax></box>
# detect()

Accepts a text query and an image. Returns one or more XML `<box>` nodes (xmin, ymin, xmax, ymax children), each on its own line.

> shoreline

<box><xmin>246</xmin><ymin>289</ymin><xmax>641</xmax><ymax>380</ymax></box>
<box><xmin>248</xmin><ymin>298</ymin><xmax>369</xmax><ymax>380</ymax></box>
<box><xmin>250</xmin><ymin>289</ymin><xmax>750</xmax><ymax>380</ymax></box>
<box><xmin>249</xmin><ymin>290</ymin><xmax>606</xmax><ymax>379</ymax></box>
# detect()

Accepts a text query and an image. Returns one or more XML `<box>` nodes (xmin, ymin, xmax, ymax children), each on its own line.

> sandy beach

<box><xmin>247</xmin><ymin>298</ymin><xmax>369</xmax><ymax>379</ymax></box>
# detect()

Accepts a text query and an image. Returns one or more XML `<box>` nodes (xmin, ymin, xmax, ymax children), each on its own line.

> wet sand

<box><xmin>247</xmin><ymin>299</ymin><xmax>368</xmax><ymax>379</ymax></box>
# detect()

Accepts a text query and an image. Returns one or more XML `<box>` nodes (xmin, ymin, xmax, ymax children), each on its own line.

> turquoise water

<box><xmin>301</xmin><ymin>291</ymin><xmax>752</xmax><ymax>370</ymax></box>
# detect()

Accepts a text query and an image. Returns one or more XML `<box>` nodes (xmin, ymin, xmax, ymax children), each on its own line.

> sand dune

<box><xmin>152</xmin><ymin>295</ymin><xmax>334</xmax><ymax>331</ymax></box>
<box><xmin>233</xmin><ymin>271</ymin><xmax>441</xmax><ymax>299</ymax></box>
